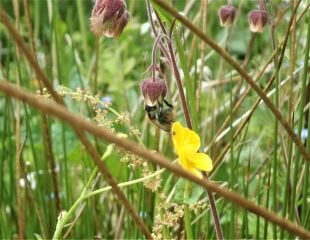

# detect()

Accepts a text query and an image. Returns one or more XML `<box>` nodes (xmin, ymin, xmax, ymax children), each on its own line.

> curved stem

<box><xmin>53</xmin><ymin>167</ymin><xmax>99</xmax><ymax>239</ymax></box>
<box><xmin>152</xmin><ymin>5</ymin><xmax>223</xmax><ymax>238</ymax></box>
<box><xmin>151</xmin><ymin>34</ymin><xmax>170</xmax><ymax>82</ymax></box>
<box><xmin>153</xmin><ymin>9</ymin><xmax>193</xmax><ymax>128</ymax></box>
<box><xmin>85</xmin><ymin>168</ymin><xmax>165</xmax><ymax>199</ymax></box>
<box><xmin>145</xmin><ymin>0</ymin><xmax>171</xmax><ymax>64</ymax></box>
<box><xmin>0</xmin><ymin>9</ymin><xmax>153</xmax><ymax>239</ymax></box>
<box><xmin>152</xmin><ymin>0</ymin><xmax>310</xmax><ymax>162</ymax></box>
<box><xmin>1</xmin><ymin>80</ymin><xmax>310</xmax><ymax>239</ymax></box>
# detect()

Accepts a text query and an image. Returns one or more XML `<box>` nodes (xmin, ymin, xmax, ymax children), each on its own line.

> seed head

<box><xmin>90</xmin><ymin>0</ymin><xmax>130</xmax><ymax>37</ymax></box>
<box><xmin>248</xmin><ymin>10</ymin><xmax>269</xmax><ymax>33</ymax></box>
<box><xmin>218</xmin><ymin>5</ymin><xmax>236</xmax><ymax>27</ymax></box>
<box><xmin>140</xmin><ymin>78</ymin><xmax>167</xmax><ymax>106</ymax></box>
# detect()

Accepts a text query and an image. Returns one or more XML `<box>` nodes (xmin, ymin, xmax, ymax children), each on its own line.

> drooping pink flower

<box><xmin>90</xmin><ymin>0</ymin><xmax>130</xmax><ymax>37</ymax></box>
<box><xmin>140</xmin><ymin>78</ymin><xmax>167</xmax><ymax>106</ymax></box>
<box><xmin>248</xmin><ymin>10</ymin><xmax>269</xmax><ymax>33</ymax></box>
<box><xmin>218</xmin><ymin>4</ymin><xmax>236</xmax><ymax>27</ymax></box>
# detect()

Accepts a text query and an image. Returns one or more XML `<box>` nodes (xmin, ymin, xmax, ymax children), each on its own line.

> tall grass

<box><xmin>0</xmin><ymin>0</ymin><xmax>309</xmax><ymax>239</ymax></box>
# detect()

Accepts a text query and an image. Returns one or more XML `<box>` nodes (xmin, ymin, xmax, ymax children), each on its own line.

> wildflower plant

<box><xmin>172</xmin><ymin>121</ymin><xmax>213</xmax><ymax>178</ymax></box>
<box><xmin>1</xmin><ymin>0</ymin><xmax>310</xmax><ymax>240</ymax></box>
<box><xmin>248</xmin><ymin>0</ymin><xmax>269</xmax><ymax>33</ymax></box>
<box><xmin>90</xmin><ymin>0</ymin><xmax>130</xmax><ymax>37</ymax></box>
<box><xmin>218</xmin><ymin>1</ymin><xmax>236</xmax><ymax>27</ymax></box>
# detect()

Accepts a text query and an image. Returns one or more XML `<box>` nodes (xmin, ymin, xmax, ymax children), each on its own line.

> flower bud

<box><xmin>248</xmin><ymin>10</ymin><xmax>269</xmax><ymax>33</ymax></box>
<box><xmin>90</xmin><ymin>0</ymin><xmax>130</xmax><ymax>37</ymax></box>
<box><xmin>218</xmin><ymin>5</ymin><xmax>236</xmax><ymax>27</ymax></box>
<box><xmin>140</xmin><ymin>78</ymin><xmax>167</xmax><ymax>106</ymax></box>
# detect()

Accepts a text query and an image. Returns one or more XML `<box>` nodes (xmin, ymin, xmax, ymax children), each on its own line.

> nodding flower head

<box><xmin>218</xmin><ymin>5</ymin><xmax>236</xmax><ymax>27</ymax></box>
<box><xmin>90</xmin><ymin>0</ymin><xmax>130</xmax><ymax>37</ymax></box>
<box><xmin>140</xmin><ymin>78</ymin><xmax>167</xmax><ymax>106</ymax></box>
<box><xmin>248</xmin><ymin>10</ymin><xmax>269</xmax><ymax>33</ymax></box>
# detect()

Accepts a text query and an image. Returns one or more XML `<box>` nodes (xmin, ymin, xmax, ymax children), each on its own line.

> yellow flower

<box><xmin>171</xmin><ymin>122</ymin><xmax>213</xmax><ymax>178</ymax></box>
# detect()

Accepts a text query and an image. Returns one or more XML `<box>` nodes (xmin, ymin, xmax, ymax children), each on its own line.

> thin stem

<box><xmin>151</xmin><ymin>34</ymin><xmax>170</xmax><ymax>82</ymax></box>
<box><xmin>145</xmin><ymin>0</ymin><xmax>171</xmax><ymax>64</ymax></box>
<box><xmin>152</xmin><ymin>6</ymin><xmax>223</xmax><ymax>238</ymax></box>
<box><xmin>12</xmin><ymin>1</ymin><xmax>25</xmax><ymax>238</ymax></box>
<box><xmin>85</xmin><ymin>168</ymin><xmax>165</xmax><ymax>199</ymax></box>
<box><xmin>22</xmin><ymin>1</ymin><xmax>61</xmax><ymax>212</ymax></box>
<box><xmin>203</xmin><ymin>173</ymin><xmax>224</xmax><ymax>240</ymax></box>
<box><xmin>1</xmin><ymin>80</ymin><xmax>310</xmax><ymax>239</ymax></box>
<box><xmin>289</xmin><ymin>14</ymin><xmax>310</xmax><ymax>222</ymax></box>
<box><xmin>259</xmin><ymin>0</ymin><xmax>266</xmax><ymax>11</ymax></box>
<box><xmin>184</xmin><ymin>181</ymin><xmax>194</xmax><ymax>239</ymax></box>
<box><xmin>157</xmin><ymin>1</ymin><xmax>310</xmax><ymax>165</ymax></box>
<box><xmin>0</xmin><ymin>9</ymin><xmax>153</xmax><ymax>239</ymax></box>
<box><xmin>152</xmin><ymin>0</ymin><xmax>310</xmax><ymax>162</ymax></box>
<box><xmin>53</xmin><ymin>146</ymin><xmax>113</xmax><ymax>239</ymax></box>
<box><xmin>207</xmin><ymin>0</ymin><xmax>303</xmax><ymax>168</ymax></box>
<box><xmin>196</xmin><ymin>0</ymin><xmax>207</xmax><ymax>113</ymax></box>
<box><xmin>266</xmin><ymin>1</ymin><xmax>280</xmax><ymax>238</ymax></box>
<box><xmin>153</xmin><ymin>9</ymin><xmax>193</xmax><ymax>129</ymax></box>
<box><xmin>53</xmin><ymin>167</ymin><xmax>99</xmax><ymax>239</ymax></box>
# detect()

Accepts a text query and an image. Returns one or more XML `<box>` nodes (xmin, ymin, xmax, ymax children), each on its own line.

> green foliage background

<box><xmin>0</xmin><ymin>0</ymin><xmax>309</xmax><ymax>239</ymax></box>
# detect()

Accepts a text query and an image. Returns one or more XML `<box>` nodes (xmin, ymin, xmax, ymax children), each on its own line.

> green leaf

<box><xmin>173</xmin><ymin>178</ymin><xmax>204</xmax><ymax>204</ymax></box>
<box><xmin>151</xmin><ymin>1</ymin><xmax>174</xmax><ymax>27</ymax></box>
<box><xmin>184</xmin><ymin>184</ymin><xmax>204</xmax><ymax>205</ymax></box>
<box><xmin>174</xmin><ymin>178</ymin><xmax>185</xmax><ymax>203</ymax></box>
<box><xmin>34</xmin><ymin>233</ymin><xmax>43</xmax><ymax>240</ymax></box>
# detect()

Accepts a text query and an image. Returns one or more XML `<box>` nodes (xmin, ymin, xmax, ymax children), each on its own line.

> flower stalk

<box><xmin>151</xmin><ymin>34</ymin><xmax>170</xmax><ymax>82</ymax></box>
<box><xmin>146</xmin><ymin>2</ymin><xmax>224</xmax><ymax>238</ymax></box>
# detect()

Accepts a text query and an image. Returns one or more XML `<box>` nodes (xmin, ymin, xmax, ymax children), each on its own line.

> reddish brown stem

<box><xmin>0</xmin><ymin>80</ymin><xmax>309</xmax><ymax>239</ymax></box>
<box><xmin>152</xmin><ymin>0</ymin><xmax>310</xmax><ymax>162</ymax></box>
<box><xmin>0</xmin><ymin>8</ymin><xmax>152</xmax><ymax>239</ymax></box>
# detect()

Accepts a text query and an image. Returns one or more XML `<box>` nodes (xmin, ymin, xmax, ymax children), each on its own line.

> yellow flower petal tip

<box><xmin>171</xmin><ymin>122</ymin><xmax>213</xmax><ymax>177</ymax></box>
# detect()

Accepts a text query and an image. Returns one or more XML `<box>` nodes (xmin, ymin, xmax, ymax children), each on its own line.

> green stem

<box><xmin>302</xmin><ymin>107</ymin><xmax>310</xmax><ymax>225</ymax></box>
<box><xmin>289</xmin><ymin>17</ymin><xmax>310</xmax><ymax>222</ymax></box>
<box><xmin>76</xmin><ymin>0</ymin><xmax>89</xmax><ymax>61</ymax></box>
<box><xmin>52</xmin><ymin>145</ymin><xmax>113</xmax><ymax>239</ymax></box>
<box><xmin>269</xmin><ymin>5</ymin><xmax>279</xmax><ymax>238</ymax></box>
<box><xmin>152</xmin><ymin>0</ymin><xmax>310</xmax><ymax>162</ymax></box>
<box><xmin>53</xmin><ymin>168</ymin><xmax>98</xmax><ymax>240</ymax></box>
<box><xmin>85</xmin><ymin>168</ymin><xmax>165</xmax><ymax>199</ymax></box>
<box><xmin>174</xmin><ymin>37</ymin><xmax>198</xmax><ymax>132</ymax></box>
<box><xmin>184</xmin><ymin>181</ymin><xmax>193</xmax><ymax>239</ymax></box>
<box><xmin>204</xmin><ymin>174</ymin><xmax>224</xmax><ymax>240</ymax></box>
<box><xmin>53</xmin><ymin>156</ymin><xmax>166</xmax><ymax>239</ymax></box>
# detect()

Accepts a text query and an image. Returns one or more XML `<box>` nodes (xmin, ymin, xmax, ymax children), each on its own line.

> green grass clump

<box><xmin>0</xmin><ymin>0</ymin><xmax>309</xmax><ymax>239</ymax></box>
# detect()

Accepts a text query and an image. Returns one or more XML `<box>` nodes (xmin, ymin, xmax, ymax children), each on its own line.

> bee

<box><xmin>144</xmin><ymin>99</ymin><xmax>175</xmax><ymax>132</ymax></box>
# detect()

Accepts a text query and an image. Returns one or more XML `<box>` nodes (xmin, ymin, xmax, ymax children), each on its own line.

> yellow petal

<box><xmin>188</xmin><ymin>152</ymin><xmax>213</xmax><ymax>172</ymax></box>
<box><xmin>172</xmin><ymin>122</ymin><xmax>200</xmax><ymax>154</ymax></box>
<box><xmin>182</xmin><ymin>127</ymin><xmax>201</xmax><ymax>152</ymax></box>
<box><xmin>178</xmin><ymin>158</ymin><xmax>203</xmax><ymax>179</ymax></box>
<box><xmin>172</xmin><ymin>122</ymin><xmax>185</xmax><ymax>157</ymax></box>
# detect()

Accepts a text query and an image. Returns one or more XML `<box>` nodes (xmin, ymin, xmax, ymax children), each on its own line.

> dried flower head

<box><xmin>218</xmin><ymin>4</ymin><xmax>236</xmax><ymax>27</ymax></box>
<box><xmin>140</xmin><ymin>78</ymin><xmax>167</xmax><ymax>106</ymax></box>
<box><xmin>90</xmin><ymin>0</ymin><xmax>130</xmax><ymax>37</ymax></box>
<box><xmin>248</xmin><ymin>9</ymin><xmax>269</xmax><ymax>33</ymax></box>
